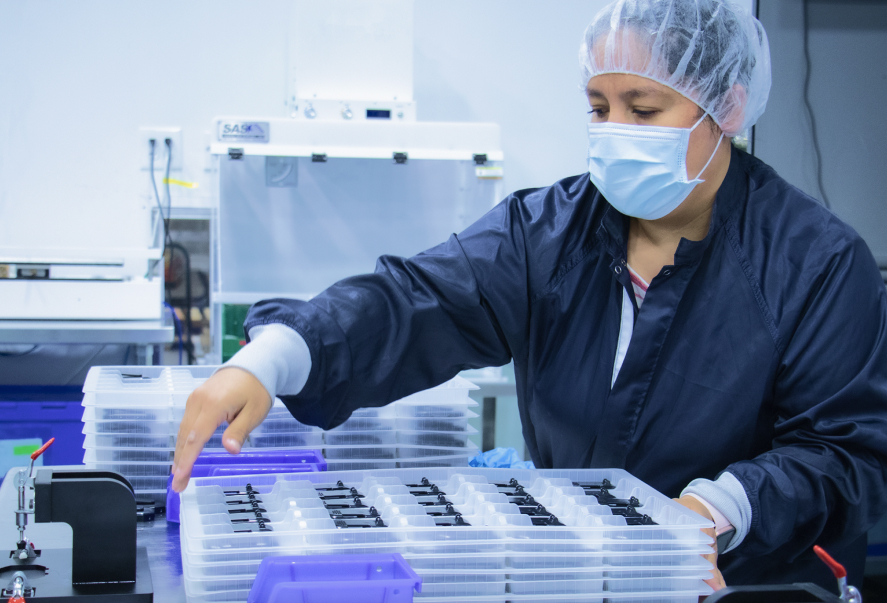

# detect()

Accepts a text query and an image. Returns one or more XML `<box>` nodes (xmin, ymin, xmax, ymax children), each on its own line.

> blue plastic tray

<box><xmin>248</xmin><ymin>553</ymin><xmax>421</xmax><ymax>603</ymax></box>
<box><xmin>165</xmin><ymin>449</ymin><xmax>326</xmax><ymax>523</ymax></box>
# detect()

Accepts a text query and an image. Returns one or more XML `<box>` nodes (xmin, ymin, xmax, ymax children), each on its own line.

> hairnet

<box><xmin>579</xmin><ymin>0</ymin><xmax>771</xmax><ymax>137</ymax></box>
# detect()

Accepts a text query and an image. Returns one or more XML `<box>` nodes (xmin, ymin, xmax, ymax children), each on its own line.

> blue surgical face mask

<box><xmin>586</xmin><ymin>114</ymin><xmax>724</xmax><ymax>220</ymax></box>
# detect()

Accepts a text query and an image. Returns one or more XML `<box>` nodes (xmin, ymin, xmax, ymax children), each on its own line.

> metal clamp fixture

<box><xmin>12</xmin><ymin>438</ymin><xmax>54</xmax><ymax>562</ymax></box>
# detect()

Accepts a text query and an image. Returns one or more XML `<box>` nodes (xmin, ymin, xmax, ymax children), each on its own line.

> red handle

<box><xmin>8</xmin><ymin>596</ymin><xmax>25</xmax><ymax>603</ymax></box>
<box><xmin>31</xmin><ymin>438</ymin><xmax>54</xmax><ymax>461</ymax></box>
<box><xmin>813</xmin><ymin>544</ymin><xmax>847</xmax><ymax>579</ymax></box>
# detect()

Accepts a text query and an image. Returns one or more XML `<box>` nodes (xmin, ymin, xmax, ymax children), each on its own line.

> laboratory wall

<box><xmin>755</xmin><ymin>0</ymin><xmax>887</xmax><ymax>263</ymax></box>
<box><xmin>0</xmin><ymin>0</ymin><xmax>620</xmax><ymax>253</ymax></box>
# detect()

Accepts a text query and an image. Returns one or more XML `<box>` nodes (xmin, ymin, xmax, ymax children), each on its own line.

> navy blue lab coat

<box><xmin>245</xmin><ymin>147</ymin><xmax>887</xmax><ymax>589</ymax></box>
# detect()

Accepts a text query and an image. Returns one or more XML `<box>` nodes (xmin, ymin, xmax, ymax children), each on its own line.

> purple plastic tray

<box><xmin>165</xmin><ymin>449</ymin><xmax>325</xmax><ymax>523</ymax></box>
<box><xmin>247</xmin><ymin>553</ymin><xmax>421</xmax><ymax>603</ymax></box>
<box><xmin>194</xmin><ymin>450</ymin><xmax>326</xmax><ymax>470</ymax></box>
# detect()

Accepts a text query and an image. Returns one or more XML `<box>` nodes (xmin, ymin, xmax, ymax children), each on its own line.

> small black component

<box><xmin>408</xmin><ymin>483</ymin><xmax>442</xmax><ymax>496</ymax></box>
<box><xmin>228</xmin><ymin>148</ymin><xmax>244</xmax><ymax>160</ymax></box>
<box><xmin>473</xmin><ymin>153</ymin><xmax>488</xmax><ymax>165</ymax></box>
<box><xmin>319</xmin><ymin>487</ymin><xmax>364</xmax><ymax>500</ymax></box>
<box><xmin>517</xmin><ymin>504</ymin><xmax>549</xmax><ymax>516</ymax></box>
<box><xmin>508</xmin><ymin>493</ymin><xmax>536</xmax><ymax>506</ymax></box>
<box><xmin>415</xmin><ymin>493</ymin><xmax>450</xmax><ymax>506</ymax></box>
<box><xmin>586</xmin><ymin>488</ymin><xmax>641</xmax><ymax>508</ymax></box>
<box><xmin>393</xmin><ymin>152</ymin><xmax>408</xmax><ymax>164</ymax></box>
<box><xmin>614</xmin><ymin>505</ymin><xmax>657</xmax><ymax>525</ymax></box>
<box><xmin>135</xmin><ymin>503</ymin><xmax>155</xmax><ymax>522</ymax></box>
<box><xmin>366</xmin><ymin>109</ymin><xmax>391</xmax><ymax>119</ymax></box>
<box><xmin>530</xmin><ymin>514</ymin><xmax>564</xmax><ymax>526</ymax></box>
<box><xmin>425</xmin><ymin>503</ymin><xmax>462</xmax><ymax>517</ymax></box>
<box><xmin>405</xmin><ymin>478</ymin><xmax>432</xmax><ymax>488</ymax></box>
<box><xmin>329</xmin><ymin>506</ymin><xmax>379</xmax><ymax>519</ymax></box>
<box><xmin>624</xmin><ymin>514</ymin><xmax>658</xmax><ymax>526</ymax></box>
<box><xmin>574</xmin><ymin>479</ymin><xmax>614</xmax><ymax>490</ymax></box>
<box><xmin>311</xmin><ymin>153</ymin><xmax>327</xmax><ymax>163</ymax></box>
<box><xmin>334</xmin><ymin>517</ymin><xmax>387</xmax><ymax>529</ymax></box>
<box><xmin>433</xmin><ymin>514</ymin><xmax>470</xmax><ymax>527</ymax></box>
<box><xmin>323</xmin><ymin>496</ymin><xmax>366</xmax><ymax>510</ymax></box>
<box><xmin>315</xmin><ymin>480</ymin><xmax>348</xmax><ymax>491</ymax></box>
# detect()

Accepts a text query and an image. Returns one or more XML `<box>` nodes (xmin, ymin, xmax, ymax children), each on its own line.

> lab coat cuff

<box><xmin>681</xmin><ymin>472</ymin><xmax>752</xmax><ymax>553</ymax></box>
<box><xmin>220</xmin><ymin>323</ymin><xmax>312</xmax><ymax>400</ymax></box>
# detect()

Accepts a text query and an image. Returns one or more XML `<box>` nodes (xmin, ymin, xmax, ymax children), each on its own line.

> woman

<box><xmin>172</xmin><ymin>0</ymin><xmax>887</xmax><ymax>593</ymax></box>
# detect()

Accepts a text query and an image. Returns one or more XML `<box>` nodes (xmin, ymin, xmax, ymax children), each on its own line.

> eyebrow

<box><xmin>586</xmin><ymin>86</ymin><xmax>669</xmax><ymax>102</ymax></box>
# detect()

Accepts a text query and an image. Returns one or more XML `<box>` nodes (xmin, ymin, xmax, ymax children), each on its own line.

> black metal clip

<box><xmin>315</xmin><ymin>480</ymin><xmax>349</xmax><ymax>492</ymax></box>
<box><xmin>517</xmin><ymin>503</ymin><xmax>550</xmax><ymax>516</ymax></box>
<box><xmin>416</xmin><ymin>493</ymin><xmax>450</xmax><ymax>506</ymax></box>
<box><xmin>329</xmin><ymin>506</ymin><xmax>379</xmax><ymax>519</ymax></box>
<box><xmin>334</xmin><ymin>516</ymin><xmax>386</xmax><ymax>529</ymax></box>
<box><xmin>393</xmin><ymin>152</ymin><xmax>408</xmax><ymax>164</ymax></box>
<box><xmin>319</xmin><ymin>487</ymin><xmax>364</xmax><ymax>500</ymax></box>
<box><xmin>530</xmin><ymin>514</ymin><xmax>564</xmax><ymax>526</ymax></box>
<box><xmin>613</xmin><ymin>506</ymin><xmax>657</xmax><ymax>525</ymax></box>
<box><xmin>228</xmin><ymin>148</ymin><xmax>244</xmax><ymax>160</ymax></box>
<box><xmin>424</xmin><ymin>503</ymin><xmax>461</xmax><ymax>517</ymax></box>
<box><xmin>586</xmin><ymin>488</ymin><xmax>641</xmax><ymax>509</ymax></box>
<box><xmin>433</xmin><ymin>514</ymin><xmax>470</xmax><ymax>526</ymax></box>
<box><xmin>311</xmin><ymin>153</ymin><xmax>327</xmax><ymax>163</ymax></box>
<box><xmin>405</xmin><ymin>477</ymin><xmax>432</xmax><ymax>488</ymax></box>
<box><xmin>574</xmin><ymin>479</ymin><xmax>614</xmax><ymax>490</ymax></box>
<box><xmin>323</xmin><ymin>496</ymin><xmax>366</xmax><ymax>510</ymax></box>
<box><xmin>508</xmin><ymin>493</ymin><xmax>536</xmax><ymax>506</ymax></box>
<box><xmin>408</xmin><ymin>483</ymin><xmax>443</xmax><ymax>496</ymax></box>
<box><xmin>473</xmin><ymin>153</ymin><xmax>488</xmax><ymax>165</ymax></box>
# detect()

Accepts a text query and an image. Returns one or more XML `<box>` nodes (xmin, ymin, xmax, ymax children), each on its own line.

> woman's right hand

<box><xmin>171</xmin><ymin>367</ymin><xmax>272</xmax><ymax>492</ymax></box>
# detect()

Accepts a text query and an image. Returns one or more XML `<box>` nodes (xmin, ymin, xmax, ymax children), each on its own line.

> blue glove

<box><xmin>469</xmin><ymin>447</ymin><xmax>535</xmax><ymax>469</ymax></box>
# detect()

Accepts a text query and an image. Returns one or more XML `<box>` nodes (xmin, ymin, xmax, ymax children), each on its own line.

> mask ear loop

<box><xmin>690</xmin><ymin>114</ymin><xmax>725</xmax><ymax>181</ymax></box>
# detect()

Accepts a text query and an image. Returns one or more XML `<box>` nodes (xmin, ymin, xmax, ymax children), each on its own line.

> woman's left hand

<box><xmin>674</xmin><ymin>495</ymin><xmax>727</xmax><ymax>599</ymax></box>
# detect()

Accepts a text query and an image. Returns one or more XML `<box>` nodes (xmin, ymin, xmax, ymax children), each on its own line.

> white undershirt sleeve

<box><xmin>219</xmin><ymin>323</ymin><xmax>312</xmax><ymax>400</ymax></box>
<box><xmin>681</xmin><ymin>472</ymin><xmax>752</xmax><ymax>553</ymax></box>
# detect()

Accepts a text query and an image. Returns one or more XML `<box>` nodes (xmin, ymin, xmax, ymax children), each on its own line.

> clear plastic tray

<box><xmin>326</xmin><ymin>417</ymin><xmax>397</xmax><ymax>431</ymax></box>
<box><xmin>394</xmin><ymin>402</ymin><xmax>478</xmax><ymax>418</ymax></box>
<box><xmin>396</xmin><ymin>413</ymin><xmax>478</xmax><ymax>432</ymax></box>
<box><xmin>397</xmin><ymin>444</ymin><xmax>480</xmax><ymax>458</ymax></box>
<box><xmin>392</xmin><ymin>376</ymin><xmax>478</xmax><ymax>406</ymax></box>
<box><xmin>323</xmin><ymin>430</ymin><xmax>397</xmax><ymax>447</ymax></box>
<box><xmin>85</xmin><ymin>462</ymin><xmax>172</xmax><ymax>476</ymax></box>
<box><xmin>345</xmin><ymin>405</ymin><xmax>398</xmax><ymax>419</ymax></box>
<box><xmin>82</xmin><ymin>366</ymin><xmax>217</xmax><ymax>406</ymax></box>
<box><xmin>83</xmin><ymin>433</ymin><xmax>175</xmax><ymax>448</ymax></box>
<box><xmin>178</xmin><ymin>468</ymin><xmax>711</xmax><ymax>603</ymax></box>
<box><xmin>397</xmin><ymin>429</ymin><xmax>477</xmax><ymax>448</ymax></box>
<box><xmin>324</xmin><ymin>446</ymin><xmax>398</xmax><ymax>460</ymax></box>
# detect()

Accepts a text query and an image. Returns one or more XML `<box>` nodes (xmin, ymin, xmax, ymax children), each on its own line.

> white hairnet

<box><xmin>579</xmin><ymin>0</ymin><xmax>771</xmax><ymax>136</ymax></box>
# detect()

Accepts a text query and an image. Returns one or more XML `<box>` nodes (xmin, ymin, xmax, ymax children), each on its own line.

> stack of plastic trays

<box><xmin>81</xmin><ymin>367</ymin><xmax>481</xmax><ymax>504</ymax></box>
<box><xmin>325</xmin><ymin>376</ymin><xmax>481</xmax><ymax>471</ymax></box>
<box><xmin>178</xmin><ymin>467</ymin><xmax>713</xmax><ymax>603</ymax></box>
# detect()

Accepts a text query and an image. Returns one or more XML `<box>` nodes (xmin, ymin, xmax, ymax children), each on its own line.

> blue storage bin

<box><xmin>248</xmin><ymin>554</ymin><xmax>421</xmax><ymax>603</ymax></box>
<box><xmin>0</xmin><ymin>386</ymin><xmax>84</xmax><ymax>483</ymax></box>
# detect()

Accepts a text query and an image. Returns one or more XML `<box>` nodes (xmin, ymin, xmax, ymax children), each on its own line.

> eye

<box><xmin>587</xmin><ymin>107</ymin><xmax>608</xmax><ymax>118</ymax></box>
<box><xmin>632</xmin><ymin>109</ymin><xmax>658</xmax><ymax>119</ymax></box>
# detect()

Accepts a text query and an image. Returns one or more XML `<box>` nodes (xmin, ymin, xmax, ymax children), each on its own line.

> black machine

<box><xmin>0</xmin><ymin>440</ymin><xmax>153</xmax><ymax>602</ymax></box>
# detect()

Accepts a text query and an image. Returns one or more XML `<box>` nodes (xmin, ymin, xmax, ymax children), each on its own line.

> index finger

<box><xmin>172</xmin><ymin>389</ymin><xmax>205</xmax><ymax>475</ymax></box>
<box><xmin>171</xmin><ymin>405</ymin><xmax>224</xmax><ymax>492</ymax></box>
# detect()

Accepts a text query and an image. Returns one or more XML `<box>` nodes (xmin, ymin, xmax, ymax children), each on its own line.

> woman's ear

<box><xmin>720</xmin><ymin>84</ymin><xmax>747</xmax><ymax>136</ymax></box>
